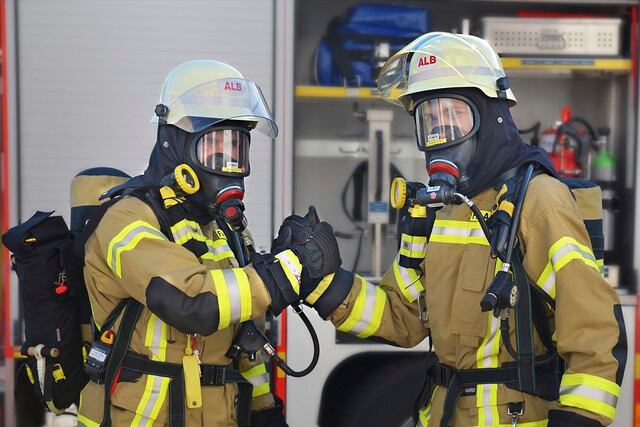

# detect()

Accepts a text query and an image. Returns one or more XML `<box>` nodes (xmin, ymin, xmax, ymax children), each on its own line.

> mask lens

<box><xmin>415</xmin><ymin>97</ymin><xmax>475</xmax><ymax>151</ymax></box>
<box><xmin>196</xmin><ymin>129</ymin><xmax>250</xmax><ymax>175</ymax></box>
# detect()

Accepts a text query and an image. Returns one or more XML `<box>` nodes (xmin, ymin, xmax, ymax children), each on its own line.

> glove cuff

<box><xmin>547</xmin><ymin>410</ymin><xmax>602</xmax><ymax>427</ymax></box>
<box><xmin>251</xmin><ymin>251</ymin><xmax>301</xmax><ymax>315</ymax></box>
<box><xmin>305</xmin><ymin>267</ymin><xmax>354</xmax><ymax>318</ymax></box>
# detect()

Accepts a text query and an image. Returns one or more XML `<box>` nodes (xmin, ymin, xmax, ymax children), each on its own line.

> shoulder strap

<box><xmin>100</xmin><ymin>299</ymin><xmax>143</xmax><ymax>427</ymax></box>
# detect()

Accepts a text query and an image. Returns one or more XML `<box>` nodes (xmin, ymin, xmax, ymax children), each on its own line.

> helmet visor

<box><xmin>154</xmin><ymin>78</ymin><xmax>278</xmax><ymax>137</ymax></box>
<box><xmin>415</xmin><ymin>97</ymin><xmax>477</xmax><ymax>151</ymax></box>
<box><xmin>196</xmin><ymin>129</ymin><xmax>250</xmax><ymax>176</ymax></box>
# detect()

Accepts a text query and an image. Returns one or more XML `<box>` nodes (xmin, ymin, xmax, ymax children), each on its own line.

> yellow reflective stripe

<box><xmin>202</xmin><ymin>238</ymin><xmax>235</xmax><ymax>261</ymax></box>
<box><xmin>106</xmin><ymin>220</ymin><xmax>166</xmax><ymax>278</ymax></box>
<box><xmin>559</xmin><ymin>373</ymin><xmax>619</xmax><ymax>420</ymax></box>
<box><xmin>431</xmin><ymin>219</ymin><xmax>488</xmax><ymax>246</ymax></box>
<box><xmin>170</xmin><ymin>219</ymin><xmax>206</xmax><ymax>246</ymax></box>
<box><xmin>242</xmin><ymin>363</ymin><xmax>270</xmax><ymax>397</ymax></box>
<box><xmin>131</xmin><ymin>314</ymin><xmax>170</xmax><ymax>427</ymax></box>
<box><xmin>400</xmin><ymin>233</ymin><xmax>427</xmax><ymax>258</ymax></box>
<box><xmin>536</xmin><ymin>237</ymin><xmax>599</xmax><ymax>300</ymax></box>
<box><xmin>212</xmin><ymin>269</ymin><xmax>252</xmax><ymax>329</ymax></box>
<box><xmin>77</xmin><ymin>414</ymin><xmax>100</xmax><ymax>427</ymax></box>
<box><xmin>392</xmin><ymin>255</ymin><xmax>423</xmax><ymax>303</ymax></box>
<box><xmin>235</xmin><ymin>269</ymin><xmax>252</xmax><ymax>323</ymax></box>
<box><xmin>337</xmin><ymin>276</ymin><xmax>386</xmax><ymax>338</ymax></box>
<box><xmin>305</xmin><ymin>273</ymin><xmax>335</xmax><ymax>305</ymax></box>
<box><xmin>476</xmin><ymin>310</ymin><xmax>500</xmax><ymax>425</ymax></box>
<box><xmin>275</xmin><ymin>250</ymin><xmax>302</xmax><ymax>295</ymax></box>
<box><xmin>417</xmin><ymin>385</ymin><xmax>439</xmax><ymax>427</ymax></box>
<box><xmin>472</xmin><ymin>421</ymin><xmax>548</xmax><ymax>427</ymax></box>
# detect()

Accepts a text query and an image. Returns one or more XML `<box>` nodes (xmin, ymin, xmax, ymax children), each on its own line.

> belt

<box><xmin>426</xmin><ymin>353</ymin><xmax>560</xmax><ymax>427</ymax></box>
<box><xmin>121</xmin><ymin>352</ymin><xmax>253</xmax><ymax>427</ymax></box>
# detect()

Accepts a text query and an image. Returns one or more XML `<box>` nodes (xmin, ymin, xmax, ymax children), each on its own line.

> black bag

<box><xmin>2</xmin><ymin>211</ymin><xmax>89</xmax><ymax>412</ymax></box>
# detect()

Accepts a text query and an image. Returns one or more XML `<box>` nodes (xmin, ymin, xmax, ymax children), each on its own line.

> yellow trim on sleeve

<box><xmin>212</xmin><ymin>270</ymin><xmax>231</xmax><ymax>329</ymax></box>
<box><xmin>305</xmin><ymin>273</ymin><xmax>335</xmax><ymax>305</ymax></box>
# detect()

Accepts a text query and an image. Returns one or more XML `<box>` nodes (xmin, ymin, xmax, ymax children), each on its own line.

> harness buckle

<box><xmin>417</xmin><ymin>291</ymin><xmax>429</xmax><ymax>323</ymax></box>
<box><xmin>507</xmin><ymin>401</ymin><xmax>524</xmax><ymax>427</ymax></box>
<box><xmin>215</xmin><ymin>366</ymin><xmax>227</xmax><ymax>385</ymax></box>
<box><xmin>432</xmin><ymin>363</ymin><xmax>453</xmax><ymax>386</ymax></box>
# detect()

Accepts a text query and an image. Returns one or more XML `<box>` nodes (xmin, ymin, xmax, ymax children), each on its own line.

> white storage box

<box><xmin>482</xmin><ymin>17</ymin><xmax>623</xmax><ymax>56</ymax></box>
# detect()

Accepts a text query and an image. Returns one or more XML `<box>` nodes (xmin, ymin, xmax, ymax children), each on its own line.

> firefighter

<box><xmin>275</xmin><ymin>33</ymin><xmax>627</xmax><ymax>426</ymax></box>
<box><xmin>77</xmin><ymin>60</ymin><xmax>341</xmax><ymax>427</ymax></box>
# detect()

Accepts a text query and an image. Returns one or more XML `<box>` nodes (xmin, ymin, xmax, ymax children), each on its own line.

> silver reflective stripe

<box><xmin>479</xmin><ymin>315</ymin><xmax>500</xmax><ymax>426</ymax></box>
<box><xmin>551</xmin><ymin>243</ymin><xmax>596</xmax><ymax>266</ymax></box>
<box><xmin>431</xmin><ymin>226</ymin><xmax>485</xmax><ymax>239</ymax></box>
<box><xmin>401</xmin><ymin>239</ymin><xmax>426</xmax><ymax>253</ymax></box>
<box><xmin>247</xmin><ymin>372</ymin><xmax>269</xmax><ymax>387</ymax></box>
<box><xmin>540</xmin><ymin>269</ymin><xmax>556</xmax><ymax>295</ymax></box>
<box><xmin>135</xmin><ymin>376</ymin><xmax>166</xmax><ymax>425</ymax></box>
<box><xmin>149</xmin><ymin>315</ymin><xmax>164</xmax><ymax>359</ymax></box>
<box><xmin>409</xmin><ymin>65</ymin><xmax>497</xmax><ymax>84</ymax></box>
<box><xmin>223</xmin><ymin>269</ymin><xmax>243</xmax><ymax>323</ymax></box>
<box><xmin>396</xmin><ymin>257</ymin><xmax>421</xmax><ymax>300</ymax></box>
<box><xmin>350</xmin><ymin>282</ymin><xmax>377</xmax><ymax>335</ymax></box>
<box><xmin>209</xmin><ymin>241</ymin><xmax>232</xmax><ymax>256</ymax></box>
<box><xmin>109</xmin><ymin>226</ymin><xmax>165</xmax><ymax>270</ymax></box>
<box><xmin>560</xmin><ymin>384</ymin><xmax>618</xmax><ymax>407</ymax></box>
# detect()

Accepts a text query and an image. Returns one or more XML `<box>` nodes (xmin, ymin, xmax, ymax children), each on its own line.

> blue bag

<box><xmin>314</xmin><ymin>4</ymin><xmax>429</xmax><ymax>87</ymax></box>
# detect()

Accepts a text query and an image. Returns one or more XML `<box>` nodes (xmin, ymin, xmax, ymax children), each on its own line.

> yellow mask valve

<box><xmin>175</xmin><ymin>164</ymin><xmax>200</xmax><ymax>195</ymax></box>
<box><xmin>390</xmin><ymin>177</ymin><xmax>407</xmax><ymax>209</ymax></box>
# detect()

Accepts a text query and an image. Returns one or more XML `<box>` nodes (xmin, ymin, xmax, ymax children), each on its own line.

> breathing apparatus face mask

<box><xmin>414</xmin><ymin>95</ymin><xmax>480</xmax><ymax>197</ymax></box>
<box><xmin>185</xmin><ymin>125</ymin><xmax>252</xmax><ymax>217</ymax></box>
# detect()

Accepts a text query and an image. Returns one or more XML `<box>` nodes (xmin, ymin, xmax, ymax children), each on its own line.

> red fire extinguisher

<box><xmin>539</xmin><ymin>106</ymin><xmax>597</xmax><ymax>178</ymax></box>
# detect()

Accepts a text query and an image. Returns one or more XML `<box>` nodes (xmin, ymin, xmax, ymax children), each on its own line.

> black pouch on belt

<box><xmin>413</xmin><ymin>352</ymin><xmax>438</xmax><ymax>423</ymax></box>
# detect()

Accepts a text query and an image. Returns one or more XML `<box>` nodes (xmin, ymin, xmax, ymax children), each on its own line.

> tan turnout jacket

<box><xmin>329</xmin><ymin>174</ymin><xmax>625</xmax><ymax>427</ymax></box>
<box><xmin>78</xmin><ymin>197</ymin><xmax>275</xmax><ymax>427</ymax></box>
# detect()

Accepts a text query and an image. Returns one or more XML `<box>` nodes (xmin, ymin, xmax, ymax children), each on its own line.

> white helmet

<box><xmin>151</xmin><ymin>59</ymin><xmax>278</xmax><ymax>137</ymax></box>
<box><xmin>377</xmin><ymin>32</ymin><xmax>516</xmax><ymax>113</ymax></box>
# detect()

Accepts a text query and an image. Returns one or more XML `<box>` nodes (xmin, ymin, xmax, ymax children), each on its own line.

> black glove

<box><xmin>272</xmin><ymin>206</ymin><xmax>341</xmax><ymax>296</ymax></box>
<box><xmin>250</xmin><ymin>396</ymin><xmax>288</xmax><ymax>427</ymax></box>
<box><xmin>271</xmin><ymin>206</ymin><xmax>319</xmax><ymax>254</ymax></box>
<box><xmin>253</xmin><ymin>207</ymin><xmax>342</xmax><ymax>315</ymax></box>
<box><xmin>547</xmin><ymin>410</ymin><xmax>602</xmax><ymax>427</ymax></box>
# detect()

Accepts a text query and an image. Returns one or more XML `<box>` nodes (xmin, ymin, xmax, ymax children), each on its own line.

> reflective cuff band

<box><xmin>430</xmin><ymin>219</ymin><xmax>488</xmax><ymax>246</ymax></box>
<box><xmin>305</xmin><ymin>273</ymin><xmax>335</xmax><ymax>306</ymax></box>
<box><xmin>202</xmin><ymin>238</ymin><xmax>235</xmax><ymax>262</ymax></box>
<box><xmin>170</xmin><ymin>219</ymin><xmax>206</xmax><ymax>246</ymax></box>
<box><xmin>314</xmin><ymin>268</ymin><xmax>355</xmax><ymax>319</ymax></box>
<box><xmin>212</xmin><ymin>268</ymin><xmax>252</xmax><ymax>329</ymax></box>
<box><xmin>337</xmin><ymin>276</ymin><xmax>386</xmax><ymax>338</ymax></box>
<box><xmin>107</xmin><ymin>220</ymin><xmax>166</xmax><ymax>278</ymax></box>
<box><xmin>392</xmin><ymin>255</ymin><xmax>423</xmax><ymax>303</ymax></box>
<box><xmin>275</xmin><ymin>250</ymin><xmax>302</xmax><ymax>296</ymax></box>
<box><xmin>242</xmin><ymin>363</ymin><xmax>270</xmax><ymax>398</ymax></box>
<box><xmin>559</xmin><ymin>373</ymin><xmax>620</xmax><ymax>421</ymax></box>
<box><xmin>399</xmin><ymin>234</ymin><xmax>427</xmax><ymax>259</ymax></box>
<box><xmin>536</xmin><ymin>236</ymin><xmax>600</xmax><ymax>300</ymax></box>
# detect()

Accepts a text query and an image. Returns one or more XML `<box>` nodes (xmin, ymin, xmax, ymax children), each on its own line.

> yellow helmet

<box><xmin>377</xmin><ymin>32</ymin><xmax>516</xmax><ymax>113</ymax></box>
<box><xmin>151</xmin><ymin>59</ymin><xmax>278</xmax><ymax>137</ymax></box>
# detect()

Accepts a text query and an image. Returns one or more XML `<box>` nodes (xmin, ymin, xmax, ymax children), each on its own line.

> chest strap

<box><xmin>426</xmin><ymin>352</ymin><xmax>560</xmax><ymax>427</ymax></box>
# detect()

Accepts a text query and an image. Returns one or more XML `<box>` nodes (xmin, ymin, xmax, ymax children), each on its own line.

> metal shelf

<box><xmin>296</xmin><ymin>57</ymin><xmax>632</xmax><ymax>100</ymax></box>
